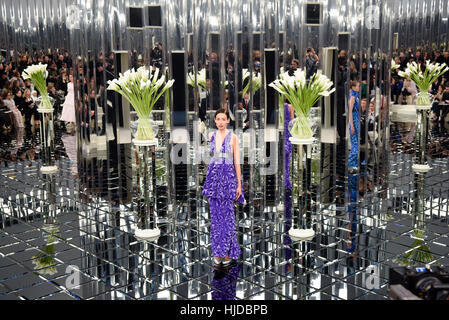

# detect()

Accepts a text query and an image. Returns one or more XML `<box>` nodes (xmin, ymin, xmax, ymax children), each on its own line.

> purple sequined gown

<box><xmin>202</xmin><ymin>131</ymin><xmax>244</xmax><ymax>260</ymax></box>
<box><xmin>284</xmin><ymin>104</ymin><xmax>292</xmax><ymax>189</ymax></box>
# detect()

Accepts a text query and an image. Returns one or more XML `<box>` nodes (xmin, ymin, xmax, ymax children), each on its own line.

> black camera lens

<box><xmin>415</xmin><ymin>276</ymin><xmax>441</xmax><ymax>299</ymax></box>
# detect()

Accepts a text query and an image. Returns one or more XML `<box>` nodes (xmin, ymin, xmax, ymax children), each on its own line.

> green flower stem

<box><xmin>416</xmin><ymin>90</ymin><xmax>431</xmax><ymax>106</ymax></box>
<box><xmin>290</xmin><ymin>111</ymin><xmax>313</xmax><ymax>139</ymax></box>
<box><xmin>40</xmin><ymin>93</ymin><xmax>53</xmax><ymax>109</ymax></box>
<box><xmin>136</xmin><ymin>117</ymin><xmax>155</xmax><ymax>141</ymax></box>
<box><xmin>29</xmin><ymin>73</ymin><xmax>51</xmax><ymax>109</ymax></box>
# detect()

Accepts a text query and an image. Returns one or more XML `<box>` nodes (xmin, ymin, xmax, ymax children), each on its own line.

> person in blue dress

<box><xmin>348</xmin><ymin>80</ymin><xmax>360</xmax><ymax>171</ymax></box>
<box><xmin>202</xmin><ymin>108</ymin><xmax>244</xmax><ymax>266</ymax></box>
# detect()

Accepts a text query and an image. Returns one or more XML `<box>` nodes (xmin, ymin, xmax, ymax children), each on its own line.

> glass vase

<box><xmin>416</xmin><ymin>90</ymin><xmax>432</xmax><ymax>106</ymax></box>
<box><xmin>38</xmin><ymin>93</ymin><xmax>54</xmax><ymax>110</ymax></box>
<box><xmin>288</xmin><ymin>114</ymin><xmax>313</xmax><ymax>140</ymax></box>
<box><xmin>37</xmin><ymin>97</ymin><xmax>57</xmax><ymax>173</ymax></box>
<box><xmin>133</xmin><ymin>116</ymin><xmax>158</xmax><ymax>141</ymax></box>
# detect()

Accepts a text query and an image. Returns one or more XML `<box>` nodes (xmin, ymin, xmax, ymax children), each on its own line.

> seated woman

<box><xmin>430</xmin><ymin>84</ymin><xmax>444</xmax><ymax>121</ymax></box>
<box><xmin>2</xmin><ymin>89</ymin><xmax>24</xmax><ymax>132</ymax></box>
<box><xmin>0</xmin><ymin>98</ymin><xmax>14</xmax><ymax>136</ymax></box>
<box><xmin>401</xmin><ymin>77</ymin><xmax>418</xmax><ymax>105</ymax></box>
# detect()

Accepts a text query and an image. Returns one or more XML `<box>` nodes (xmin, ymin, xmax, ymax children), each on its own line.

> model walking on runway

<box><xmin>202</xmin><ymin>108</ymin><xmax>244</xmax><ymax>266</ymax></box>
<box><xmin>348</xmin><ymin>80</ymin><xmax>360</xmax><ymax>171</ymax></box>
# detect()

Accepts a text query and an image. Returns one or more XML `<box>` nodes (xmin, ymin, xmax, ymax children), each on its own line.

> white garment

<box><xmin>60</xmin><ymin>82</ymin><xmax>76</xmax><ymax>123</ymax></box>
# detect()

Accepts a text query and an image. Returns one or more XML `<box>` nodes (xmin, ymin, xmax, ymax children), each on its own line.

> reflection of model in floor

<box><xmin>61</xmin><ymin>133</ymin><xmax>77</xmax><ymax>177</ymax></box>
<box><xmin>346</xmin><ymin>173</ymin><xmax>358</xmax><ymax>253</ymax></box>
<box><xmin>212</xmin><ymin>263</ymin><xmax>240</xmax><ymax>300</ymax></box>
<box><xmin>284</xmin><ymin>101</ymin><xmax>294</xmax><ymax>189</ymax></box>
<box><xmin>283</xmin><ymin>189</ymin><xmax>293</xmax><ymax>274</ymax></box>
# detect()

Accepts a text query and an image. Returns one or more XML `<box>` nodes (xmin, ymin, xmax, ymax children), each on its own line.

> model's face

<box><xmin>214</xmin><ymin>113</ymin><xmax>229</xmax><ymax>130</ymax></box>
<box><xmin>353</xmin><ymin>84</ymin><xmax>360</xmax><ymax>92</ymax></box>
<box><xmin>369</xmin><ymin>103</ymin><xmax>375</xmax><ymax>113</ymax></box>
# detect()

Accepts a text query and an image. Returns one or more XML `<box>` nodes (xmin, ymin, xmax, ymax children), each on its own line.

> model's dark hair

<box><xmin>214</xmin><ymin>108</ymin><xmax>229</xmax><ymax>119</ymax></box>
<box><xmin>350</xmin><ymin>79</ymin><xmax>359</xmax><ymax>88</ymax></box>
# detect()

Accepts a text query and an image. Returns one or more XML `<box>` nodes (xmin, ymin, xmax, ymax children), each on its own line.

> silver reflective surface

<box><xmin>0</xmin><ymin>0</ymin><xmax>449</xmax><ymax>300</ymax></box>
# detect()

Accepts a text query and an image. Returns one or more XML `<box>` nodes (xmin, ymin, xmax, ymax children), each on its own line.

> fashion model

<box><xmin>202</xmin><ymin>108</ymin><xmax>244</xmax><ymax>266</ymax></box>
<box><xmin>348</xmin><ymin>80</ymin><xmax>360</xmax><ymax>171</ymax></box>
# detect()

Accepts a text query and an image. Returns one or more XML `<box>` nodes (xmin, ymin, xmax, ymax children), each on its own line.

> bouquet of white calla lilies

<box><xmin>21</xmin><ymin>63</ymin><xmax>53</xmax><ymax>109</ymax></box>
<box><xmin>270</xmin><ymin>68</ymin><xmax>335</xmax><ymax>140</ymax></box>
<box><xmin>398</xmin><ymin>60</ymin><xmax>449</xmax><ymax>105</ymax></box>
<box><xmin>187</xmin><ymin>68</ymin><xmax>207</xmax><ymax>90</ymax></box>
<box><xmin>242</xmin><ymin>68</ymin><xmax>262</xmax><ymax>97</ymax></box>
<box><xmin>107</xmin><ymin>66</ymin><xmax>175</xmax><ymax>140</ymax></box>
<box><xmin>391</xmin><ymin>59</ymin><xmax>399</xmax><ymax>71</ymax></box>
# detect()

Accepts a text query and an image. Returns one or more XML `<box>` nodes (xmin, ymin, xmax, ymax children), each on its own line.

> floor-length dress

<box><xmin>348</xmin><ymin>89</ymin><xmax>360</xmax><ymax>169</ymax></box>
<box><xmin>284</xmin><ymin>103</ymin><xmax>292</xmax><ymax>189</ymax></box>
<box><xmin>202</xmin><ymin>130</ymin><xmax>244</xmax><ymax>259</ymax></box>
<box><xmin>60</xmin><ymin>82</ymin><xmax>76</xmax><ymax>123</ymax></box>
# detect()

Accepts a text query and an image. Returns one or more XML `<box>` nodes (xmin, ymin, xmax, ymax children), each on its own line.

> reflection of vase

<box><xmin>135</xmin><ymin>117</ymin><xmax>158</xmax><ymax>141</ymax></box>
<box><xmin>38</xmin><ymin>97</ymin><xmax>57</xmax><ymax>174</ymax></box>
<box><xmin>413</xmin><ymin>92</ymin><xmax>431</xmax><ymax>172</ymax></box>
<box><xmin>133</xmin><ymin>139</ymin><xmax>160</xmax><ymax>240</ymax></box>
<box><xmin>32</xmin><ymin>224</ymin><xmax>59</xmax><ymax>275</ymax></box>
<box><xmin>395</xmin><ymin>229</ymin><xmax>434</xmax><ymax>266</ymax></box>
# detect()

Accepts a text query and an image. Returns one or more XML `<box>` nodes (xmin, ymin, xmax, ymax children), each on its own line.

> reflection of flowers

<box><xmin>107</xmin><ymin>67</ymin><xmax>174</xmax><ymax>140</ymax></box>
<box><xmin>391</xmin><ymin>59</ymin><xmax>399</xmax><ymax>72</ymax></box>
<box><xmin>155</xmin><ymin>158</ymin><xmax>166</xmax><ymax>181</ymax></box>
<box><xmin>187</xmin><ymin>68</ymin><xmax>207</xmax><ymax>90</ymax></box>
<box><xmin>242</xmin><ymin>69</ymin><xmax>261</xmax><ymax>97</ymax></box>
<box><xmin>398</xmin><ymin>60</ymin><xmax>448</xmax><ymax>105</ymax></box>
<box><xmin>22</xmin><ymin>63</ymin><xmax>52</xmax><ymax>109</ymax></box>
<box><xmin>394</xmin><ymin>229</ymin><xmax>435</xmax><ymax>266</ymax></box>
<box><xmin>32</xmin><ymin>225</ymin><xmax>59</xmax><ymax>275</ymax></box>
<box><xmin>269</xmin><ymin>68</ymin><xmax>335</xmax><ymax>140</ymax></box>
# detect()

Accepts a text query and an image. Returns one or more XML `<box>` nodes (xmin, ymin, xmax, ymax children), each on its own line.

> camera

<box><xmin>389</xmin><ymin>266</ymin><xmax>449</xmax><ymax>300</ymax></box>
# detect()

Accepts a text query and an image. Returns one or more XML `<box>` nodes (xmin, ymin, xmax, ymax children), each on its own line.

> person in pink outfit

<box><xmin>60</xmin><ymin>74</ymin><xmax>76</xmax><ymax>133</ymax></box>
<box><xmin>2</xmin><ymin>89</ymin><xmax>24</xmax><ymax>131</ymax></box>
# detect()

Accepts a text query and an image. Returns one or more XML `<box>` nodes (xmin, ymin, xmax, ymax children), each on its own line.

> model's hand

<box><xmin>350</xmin><ymin>124</ymin><xmax>355</xmax><ymax>135</ymax></box>
<box><xmin>235</xmin><ymin>185</ymin><xmax>242</xmax><ymax>201</ymax></box>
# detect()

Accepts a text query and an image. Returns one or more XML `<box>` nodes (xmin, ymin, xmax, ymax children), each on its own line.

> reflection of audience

<box><xmin>305</xmin><ymin>48</ymin><xmax>318</xmax><ymax>80</ymax></box>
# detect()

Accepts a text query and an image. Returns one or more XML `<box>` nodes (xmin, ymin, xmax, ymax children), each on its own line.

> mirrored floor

<box><xmin>1</xmin><ymin>120</ymin><xmax>449</xmax><ymax>300</ymax></box>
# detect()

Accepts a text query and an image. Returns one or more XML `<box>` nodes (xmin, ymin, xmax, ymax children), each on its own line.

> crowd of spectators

<box><xmin>0</xmin><ymin>50</ymin><xmax>72</xmax><ymax>140</ymax></box>
<box><xmin>391</xmin><ymin>48</ymin><xmax>449</xmax><ymax>121</ymax></box>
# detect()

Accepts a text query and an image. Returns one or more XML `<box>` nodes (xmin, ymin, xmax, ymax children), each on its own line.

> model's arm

<box><xmin>233</xmin><ymin>134</ymin><xmax>242</xmax><ymax>200</ymax></box>
<box><xmin>288</xmin><ymin>104</ymin><xmax>294</xmax><ymax>121</ymax></box>
<box><xmin>349</xmin><ymin>96</ymin><xmax>355</xmax><ymax>135</ymax></box>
